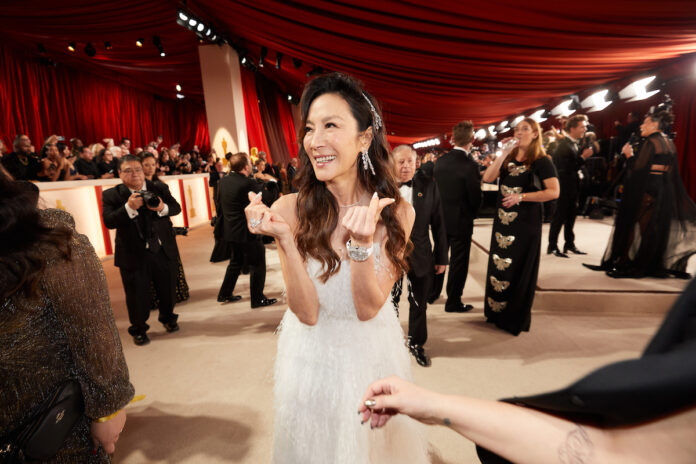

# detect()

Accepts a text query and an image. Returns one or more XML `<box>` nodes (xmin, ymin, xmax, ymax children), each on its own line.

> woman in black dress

<box><xmin>481</xmin><ymin>118</ymin><xmax>559</xmax><ymax>335</ymax></box>
<box><xmin>584</xmin><ymin>107</ymin><xmax>696</xmax><ymax>278</ymax></box>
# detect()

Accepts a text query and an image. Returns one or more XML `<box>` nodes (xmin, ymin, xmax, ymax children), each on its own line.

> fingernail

<box><xmin>365</xmin><ymin>399</ymin><xmax>376</xmax><ymax>408</ymax></box>
<box><xmin>360</xmin><ymin>419</ymin><xmax>366</xmax><ymax>425</ymax></box>
<box><xmin>256</xmin><ymin>192</ymin><xmax>262</xmax><ymax>198</ymax></box>
<box><xmin>372</xmin><ymin>192</ymin><xmax>378</xmax><ymax>199</ymax></box>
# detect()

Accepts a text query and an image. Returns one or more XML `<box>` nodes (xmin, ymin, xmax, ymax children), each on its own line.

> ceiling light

<box><xmin>413</xmin><ymin>138</ymin><xmax>441</xmax><ymax>149</ymax></box>
<box><xmin>619</xmin><ymin>75</ymin><xmax>660</xmax><ymax>102</ymax></box>
<box><xmin>487</xmin><ymin>125</ymin><xmax>496</xmax><ymax>136</ymax></box>
<box><xmin>474</xmin><ymin>128</ymin><xmax>487</xmax><ymax>140</ymax></box>
<box><xmin>176</xmin><ymin>84</ymin><xmax>182</xmax><ymax>91</ymax></box>
<box><xmin>211</xmin><ymin>35</ymin><xmax>217</xmax><ymax>42</ymax></box>
<box><xmin>551</xmin><ymin>98</ymin><xmax>576</xmax><ymax>118</ymax></box>
<box><xmin>188</xmin><ymin>18</ymin><xmax>197</xmax><ymax>27</ymax></box>
<box><xmin>197</xmin><ymin>23</ymin><xmax>205</xmax><ymax>32</ymax></box>
<box><xmin>581</xmin><ymin>89</ymin><xmax>612</xmax><ymax>112</ymax></box>
<box><xmin>241</xmin><ymin>56</ymin><xmax>247</xmax><ymax>65</ymax></box>
<box><xmin>205</xmin><ymin>28</ymin><xmax>212</xmax><ymax>37</ymax></box>
<box><xmin>178</xmin><ymin>11</ymin><xmax>188</xmax><ymax>22</ymax></box>
<box><xmin>176</xmin><ymin>93</ymin><xmax>185</xmax><ymax>99</ymax></box>
<box><xmin>104</xmin><ymin>41</ymin><xmax>112</xmax><ymax>50</ymax></box>
<box><xmin>67</xmin><ymin>42</ymin><xmax>76</xmax><ymax>52</ymax></box>
<box><xmin>510</xmin><ymin>116</ymin><xmax>524</xmax><ymax>127</ymax></box>
<box><xmin>529</xmin><ymin>109</ymin><xmax>547</xmax><ymax>122</ymax></box>
<box><xmin>259</xmin><ymin>46</ymin><xmax>267</xmax><ymax>67</ymax></box>
<box><xmin>136</xmin><ymin>38</ymin><xmax>144</xmax><ymax>47</ymax></box>
<box><xmin>160</xmin><ymin>51</ymin><xmax>166</xmax><ymax>57</ymax></box>
<box><xmin>287</xmin><ymin>94</ymin><xmax>293</xmax><ymax>101</ymax></box>
<box><xmin>495</xmin><ymin>120</ymin><xmax>509</xmax><ymax>131</ymax></box>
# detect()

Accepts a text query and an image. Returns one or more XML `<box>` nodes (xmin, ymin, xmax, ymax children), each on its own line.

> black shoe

<box><xmin>133</xmin><ymin>333</ymin><xmax>150</xmax><ymax>346</ymax></box>
<box><xmin>163</xmin><ymin>321</ymin><xmax>179</xmax><ymax>333</ymax></box>
<box><xmin>218</xmin><ymin>294</ymin><xmax>242</xmax><ymax>303</ymax></box>
<box><xmin>251</xmin><ymin>297</ymin><xmax>277</xmax><ymax>309</ymax></box>
<box><xmin>548</xmin><ymin>248</ymin><xmax>569</xmax><ymax>258</ymax></box>
<box><xmin>445</xmin><ymin>303</ymin><xmax>473</xmax><ymax>313</ymax></box>
<box><xmin>564</xmin><ymin>245</ymin><xmax>587</xmax><ymax>255</ymax></box>
<box><xmin>583</xmin><ymin>263</ymin><xmax>606</xmax><ymax>271</ymax></box>
<box><xmin>409</xmin><ymin>345</ymin><xmax>431</xmax><ymax>367</ymax></box>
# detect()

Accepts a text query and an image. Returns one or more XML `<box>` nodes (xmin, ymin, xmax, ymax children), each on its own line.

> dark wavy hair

<box><xmin>647</xmin><ymin>107</ymin><xmax>674</xmax><ymax>133</ymax></box>
<box><xmin>0</xmin><ymin>169</ymin><xmax>72</xmax><ymax>300</ymax></box>
<box><xmin>293</xmin><ymin>72</ymin><xmax>411</xmax><ymax>282</ymax></box>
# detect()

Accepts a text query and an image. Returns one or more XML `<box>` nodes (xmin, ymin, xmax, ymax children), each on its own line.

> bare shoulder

<box><xmin>271</xmin><ymin>193</ymin><xmax>298</xmax><ymax>227</ymax></box>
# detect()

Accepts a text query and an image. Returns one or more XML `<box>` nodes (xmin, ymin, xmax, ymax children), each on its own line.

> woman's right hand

<box><xmin>359</xmin><ymin>376</ymin><xmax>441</xmax><ymax>429</ymax></box>
<box><xmin>245</xmin><ymin>191</ymin><xmax>291</xmax><ymax>239</ymax></box>
<box><xmin>91</xmin><ymin>410</ymin><xmax>126</xmax><ymax>455</ymax></box>
<box><xmin>622</xmin><ymin>142</ymin><xmax>634</xmax><ymax>158</ymax></box>
<box><xmin>500</xmin><ymin>137</ymin><xmax>519</xmax><ymax>156</ymax></box>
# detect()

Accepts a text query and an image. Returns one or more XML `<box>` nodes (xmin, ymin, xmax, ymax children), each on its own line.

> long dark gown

<box><xmin>484</xmin><ymin>156</ymin><xmax>557</xmax><ymax>335</ymax></box>
<box><xmin>587</xmin><ymin>132</ymin><xmax>696</xmax><ymax>278</ymax></box>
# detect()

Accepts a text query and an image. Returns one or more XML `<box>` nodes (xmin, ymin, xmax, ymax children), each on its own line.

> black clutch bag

<box><xmin>6</xmin><ymin>380</ymin><xmax>84</xmax><ymax>462</ymax></box>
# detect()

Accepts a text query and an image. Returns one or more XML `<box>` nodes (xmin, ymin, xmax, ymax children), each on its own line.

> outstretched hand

<box><xmin>341</xmin><ymin>192</ymin><xmax>395</xmax><ymax>246</ymax></box>
<box><xmin>359</xmin><ymin>376</ymin><xmax>440</xmax><ymax>429</ymax></box>
<box><xmin>244</xmin><ymin>191</ymin><xmax>291</xmax><ymax>238</ymax></box>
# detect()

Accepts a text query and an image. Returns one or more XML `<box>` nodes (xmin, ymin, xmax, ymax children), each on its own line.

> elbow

<box><xmin>549</xmin><ymin>188</ymin><xmax>560</xmax><ymax>200</ymax></box>
<box><xmin>299</xmin><ymin>315</ymin><xmax>318</xmax><ymax>326</ymax></box>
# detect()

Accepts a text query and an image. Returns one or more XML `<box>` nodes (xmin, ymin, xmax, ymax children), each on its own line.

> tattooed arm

<box><xmin>359</xmin><ymin>376</ymin><xmax>696</xmax><ymax>464</ymax></box>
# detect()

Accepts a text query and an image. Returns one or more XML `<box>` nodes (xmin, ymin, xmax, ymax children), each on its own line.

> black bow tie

<box><xmin>400</xmin><ymin>180</ymin><xmax>413</xmax><ymax>187</ymax></box>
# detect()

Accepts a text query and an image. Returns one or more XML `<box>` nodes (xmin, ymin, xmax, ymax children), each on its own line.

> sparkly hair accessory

<box><xmin>362</xmin><ymin>93</ymin><xmax>383</xmax><ymax>131</ymax></box>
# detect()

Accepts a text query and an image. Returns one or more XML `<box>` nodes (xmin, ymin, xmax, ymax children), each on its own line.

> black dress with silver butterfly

<box><xmin>484</xmin><ymin>156</ymin><xmax>557</xmax><ymax>335</ymax></box>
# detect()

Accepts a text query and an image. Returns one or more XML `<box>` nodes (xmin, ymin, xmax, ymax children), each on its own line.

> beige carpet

<box><xmin>101</xmin><ymin>220</ymin><xmax>679</xmax><ymax>463</ymax></box>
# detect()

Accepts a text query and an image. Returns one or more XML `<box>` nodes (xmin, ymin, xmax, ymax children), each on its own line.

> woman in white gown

<box><xmin>245</xmin><ymin>72</ymin><xmax>430</xmax><ymax>463</ymax></box>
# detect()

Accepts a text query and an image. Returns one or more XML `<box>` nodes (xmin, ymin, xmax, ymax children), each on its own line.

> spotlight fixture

<box><xmin>259</xmin><ymin>46</ymin><xmax>267</xmax><ymax>67</ymax></box>
<box><xmin>84</xmin><ymin>43</ymin><xmax>96</xmax><ymax>57</ymax></box>
<box><xmin>495</xmin><ymin>120</ymin><xmax>509</xmax><ymax>132</ymax></box>
<box><xmin>178</xmin><ymin>10</ymin><xmax>189</xmax><ymax>22</ymax></box>
<box><xmin>581</xmin><ymin>89</ymin><xmax>612</xmax><ymax>112</ymax></box>
<box><xmin>413</xmin><ymin>138</ymin><xmax>441</xmax><ymax>149</ymax></box>
<box><xmin>160</xmin><ymin>51</ymin><xmax>166</xmax><ymax>57</ymax></box>
<box><xmin>276</xmin><ymin>52</ymin><xmax>283</xmax><ymax>69</ymax></box>
<box><xmin>204</xmin><ymin>27</ymin><xmax>213</xmax><ymax>37</ymax></box>
<box><xmin>136</xmin><ymin>38</ymin><xmax>144</xmax><ymax>47</ymax></box>
<box><xmin>196</xmin><ymin>23</ymin><xmax>205</xmax><ymax>32</ymax></box>
<box><xmin>619</xmin><ymin>75</ymin><xmax>660</xmax><ymax>102</ymax></box>
<box><xmin>104</xmin><ymin>41</ymin><xmax>112</xmax><ymax>50</ymax></box>
<box><xmin>510</xmin><ymin>115</ymin><xmax>525</xmax><ymax>127</ymax></box>
<box><xmin>287</xmin><ymin>94</ymin><xmax>293</xmax><ymax>101</ymax></box>
<box><xmin>551</xmin><ymin>98</ymin><xmax>577</xmax><ymax>118</ymax></box>
<box><xmin>474</xmin><ymin>128</ymin><xmax>487</xmax><ymax>140</ymax></box>
<box><xmin>188</xmin><ymin>18</ymin><xmax>197</xmax><ymax>27</ymax></box>
<box><xmin>529</xmin><ymin>109</ymin><xmax>548</xmax><ymax>123</ymax></box>
<box><xmin>293</xmin><ymin>58</ymin><xmax>302</xmax><ymax>69</ymax></box>
<box><xmin>176</xmin><ymin>84</ymin><xmax>182</xmax><ymax>92</ymax></box>
<box><xmin>152</xmin><ymin>36</ymin><xmax>165</xmax><ymax>57</ymax></box>
<box><xmin>487</xmin><ymin>125</ymin><xmax>497</xmax><ymax>136</ymax></box>
<box><xmin>241</xmin><ymin>56</ymin><xmax>248</xmax><ymax>65</ymax></box>
<box><xmin>176</xmin><ymin>93</ymin><xmax>185</xmax><ymax>99</ymax></box>
<box><xmin>67</xmin><ymin>42</ymin><xmax>76</xmax><ymax>52</ymax></box>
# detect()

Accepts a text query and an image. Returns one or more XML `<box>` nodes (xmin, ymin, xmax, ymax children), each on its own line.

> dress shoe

<box><xmin>548</xmin><ymin>248</ymin><xmax>569</xmax><ymax>258</ymax></box>
<box><xmin>163</xmin><ymin>321</ymin><xmax>180</xmax><ymax>333</ymax></box>
<box><xmin>409</xmin><ymin>345</ymin><xmax>431</xmax><ymax>367</ymax></box>
<box><xmin>444</xmin><ymin>303</ymin><xmax>473</xmax><ymax>313</ymax></box>
<box><xmin>218</xmin><ymin>294</ymin><xmax>242</xmax><ymax>303</ymax></box>
<box><xmin>132</xmin><ymin>333</ymin><xmax>150</xmax><ymax>346</ymax></box>
<box><xmin>251</xmin><ymin>297</ymin><xmax>278</xmax><ymax>309</ymax></box>
<box><xmin>564</xmin><ymin>245</ymin><xmax>587</xmax><ymax>255</ymax></box>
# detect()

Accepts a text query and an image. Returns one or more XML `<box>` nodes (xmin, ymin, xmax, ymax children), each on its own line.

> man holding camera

<box><xmin>102</xmin><ymin>155</ymin><xmax>182</xmax><ymax>345</ymax></box>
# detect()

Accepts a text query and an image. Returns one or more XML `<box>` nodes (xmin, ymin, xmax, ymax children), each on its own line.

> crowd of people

<box><xmin>1</xmin><ymin>70</ymin><xmax>695</xmax><ymax>463</ymax></box>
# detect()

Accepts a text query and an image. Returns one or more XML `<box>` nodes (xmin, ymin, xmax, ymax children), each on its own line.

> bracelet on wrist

<box><xmin>346</xmin><ymin>239</ymin><xmax>373</xmax><ymax>262</ymax></box>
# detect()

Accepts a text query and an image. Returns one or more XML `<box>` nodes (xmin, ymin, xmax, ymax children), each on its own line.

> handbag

<box><xmin>1</xmin><ymin>380</ymin><xmax>84</xmax><ymax>462</ymax></box>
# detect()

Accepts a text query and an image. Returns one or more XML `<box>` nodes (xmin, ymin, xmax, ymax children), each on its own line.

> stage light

<box><xmin>293</xmin><ymin>58</ymin><xmax>302</xmax><ymax>69</ymax></box>
<box><xmin>178</xmin><ymin>11</ymin><xmax>188</xmax><ymax>22</ymax></box>
<box><xmin>495</xmin><ymin>120</ymin><xmax>509</xmax><ymax>131</ymax></box>
<box><xmin>241</xmin><ymin>56</ymin><xmax>248</xmax><ymax>65</ymax></box>
<box><xmin>176</xmin><ymin>93</ymin><xmax>185</xmax><ymax>99</ymax></box>
<box><xmin>551</xmin><ymin>98</ymin><xmax>576</xmax><ymax>117</ymax></box>
<box><xmin>529</xmin><ymin>109</ymin><xmax>547</xmax><ymax>123</ymax></box>
<box><xmin>84</xmin><ymin>43</ymin><xmax>96</xmax><ymax>57</ymax></box>
<box><xmin>510</xmin><ymin>115</ymin><xmax>524</xmax><ymax>127</ymax></box>
<box><xmin>197</xmin><ymin>23</ymin><xmax>205</xmax><ymax>32</ymax></box>
<box><xmin>136</xmin><ymin>38</ymin><xmax>144</xmax><ymax>47</ymax></box>
<box><xmin>287</xmin><ymin>94</ymin><xmax>293</xmax><ymax>101</ymax></box>
<box><xmin>488</xmin><ymin>125</ymin><xmax>496</xmax><ymax>136</ymax></box>
<box><xmin>211</xmin><ymin>35</ymin><xmax>217</xmax><ymax>42</ymax></box>
<box><xmin>474</xmin><ymin>128</ymin><xmax>487</xmax><ymax>140</ymax></box>
<box><xmin>160</xmin><ymin>51</ymin><xmax>166</xmax><ymax>57</ymax></box>
<box><xmin>619</xmin><ymin>75</ymin><xmax>660</xmax><ymax>102</ymax></box>
<box><xmin>581</xmin><ymin>89</ymin><xmax>612</xmax><ymax>112</ymax></box>
<box><xmin>259</xmin><ymin>47</ymin><xmax>267</xmax><ymax>68</ymax></box>
<box><xmin>188</xmin><ymin>18</ymin><xmax>197</xmax><ymax>27</ymax></box>
<box><xmin>413</xmin><ymin>138</ymin><xmax>441</xmax><ymax>149</ymax></box>
<box><xmin>104</xmin><ymin>41</ymin><xmax>112</xmax><ymax>50</ymax></box>
<box><xmin>67</xmin><ymin>42</ymin><xmax>76</xmax><ymax>52</ymax></box>
<box><xmin>176</xmin><ymin>84</ymin><xmax>182</xmax><ymax>91</ymax></box>
<box><xmin>276</xmin><ymin>52</ymin><xmax>283</xmax><ymax>69</ymax></box>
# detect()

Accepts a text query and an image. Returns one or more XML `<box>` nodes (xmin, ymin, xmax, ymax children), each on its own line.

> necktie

<box><xmin>400</xmin><ymin>180</ymin><xmax>412</xmax><ymax>187</ymax></box>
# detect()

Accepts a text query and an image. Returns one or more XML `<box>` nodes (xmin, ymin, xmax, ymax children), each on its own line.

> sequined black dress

<box><xmin>0</xmin><ymin>209</ymin><xmax>134</xmax><ymax>463</ymax></box>
<box><xmin>484</xmin><ymin>156</ymin><xmax>557</xmax><ymax>335</ymax></box>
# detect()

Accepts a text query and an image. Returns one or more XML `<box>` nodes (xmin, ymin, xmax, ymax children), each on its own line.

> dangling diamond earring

<box><xmin>361</xmin><ymin>150</ymin><xmax>375</xmax><ymax>175</ymax></box>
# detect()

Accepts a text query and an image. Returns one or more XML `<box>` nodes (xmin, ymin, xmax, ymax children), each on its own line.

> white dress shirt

<box><xmin>124</xmin><ymin>183</ymin><xmax>169</xmax><ymax>218</ymax></box>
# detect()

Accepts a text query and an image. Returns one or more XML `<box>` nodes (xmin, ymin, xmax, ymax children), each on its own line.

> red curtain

<box><xmin>275</xmin><ymin>93</ymin><xmax>299</xmax><ymax>159</ymax></box>
<box><xmin>0</xmin><ymin>43</ymin><xmax>209</xmax><ymax>153</ymax></box>
<box><xmin>241</xmin><ymin>67</ymin><xmax>271</xmax><ymax>160</ymax></box>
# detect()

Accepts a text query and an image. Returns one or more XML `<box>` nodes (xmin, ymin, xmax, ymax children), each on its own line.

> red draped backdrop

<box><xmin>0</xmin><ymin>43</ymin><xmax>209</xmax><ymax>153</ymax></box>
<box><xmin>241</xmin><ymin>67</ymin><xmax>271</xmax><ymax>160</ymax></box>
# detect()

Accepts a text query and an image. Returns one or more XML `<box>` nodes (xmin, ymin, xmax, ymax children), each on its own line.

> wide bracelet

<box><xmin>346</xmin><ymin>239</ymin><xmax>373</xmax><ymax>262</ymax></box>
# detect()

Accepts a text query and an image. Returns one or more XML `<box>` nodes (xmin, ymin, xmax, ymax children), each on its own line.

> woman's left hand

<box><xmin>91</xmin><ymin>410</ymin><xmax>126</xmax><ymax>454</ymax></box>
<box><xmin>342</xmin><ymin>192</ymin><xmax>395</xmax><ymax>246</ymax></box>
<box><xmin>501</xmin><ymin>193</ymin><xmax>523</xmax><ymax>209</ymax></box>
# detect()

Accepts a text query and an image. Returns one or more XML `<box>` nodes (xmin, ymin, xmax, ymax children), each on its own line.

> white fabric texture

<box><xmin>273</xmin><ymin>244</ymin><xmax>430</xmax><ymax>463</ymax></box>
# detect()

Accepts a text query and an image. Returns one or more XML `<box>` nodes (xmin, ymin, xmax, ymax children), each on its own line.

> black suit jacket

<box><xmin>102</xmin><ymin>181</ymin><xmax>182</xmax><ymax>269</ymax></box>
<box><xmin>551</xmin><ymin>137</ymin><xmax>584</xmax><ymax>196</ymax></box>
<box><xmin>219</xmin><ymin>171</ymin><xmax>262</xmax><ymax>243</ymax></box>
<box><xmin>406</xmin><ymin>171</ymin><xmax>448</xmax><ymax>278</ymax></box>
<box><xmin>433</xmin><ymin>149</ymin><xmax>482</xmax><ymax>236</ymax></box>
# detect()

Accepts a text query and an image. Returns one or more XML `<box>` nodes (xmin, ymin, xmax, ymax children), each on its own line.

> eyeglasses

<box><xmin>121</xmin><ymin>167</ymin><xmax>143</xmax><ymax>174</ymax></box>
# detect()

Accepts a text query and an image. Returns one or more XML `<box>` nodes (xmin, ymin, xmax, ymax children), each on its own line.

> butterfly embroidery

<box><xmin>490</xmin><ymin>276</ymin><xmax>510</xmax><ymax>292</ymax></box>
<box><xmin>498</xmin><ymin>208</ymin><xmax>518</xmax><ymax>225</ymax></box>
<box><xmin>507</xmin><ymin>163</ymin><xmax>528</xmax><ymax>176</ymax></box>
<box><xmin>495</xmin><ymin>232</ymin><xmax>515</xmax><ymax>249</ymax></box>
<box><xmin>501</xmin><ymin>185</ymin><xmax>523</xmax><ymax>196</ymax></box>
<box><xmin>487</xmin><ymin>297</ymin><xmax>507</xmax><ymax>312</ymax></box>
<box><xmin>492</xmin><ymin>254</ymin><xmax>512</xmax><ymax>271</ymax></box>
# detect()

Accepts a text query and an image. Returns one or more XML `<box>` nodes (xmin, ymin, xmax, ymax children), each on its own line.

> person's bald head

<box><xmin>392</xmin><ymin>144</ymin><xmax>417</xmax><ymax>183</ymax></box>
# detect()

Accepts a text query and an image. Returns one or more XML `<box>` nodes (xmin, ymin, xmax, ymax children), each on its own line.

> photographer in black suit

<box><xmin>392</xmin><ymin>145</ymin><xmax>448</xmax><ymax>366</ymax></box>
<box><xmin>433</xmin><ymin>121</ymin><xmax>482</xmax><ymax>313</ymax></box>
<box><xmin>217</xmin><ymin>152</ymin><xmax>277</xmax><ymax>308</ymax></box>
<box><xmin>102</xmin><ymin>155</ymin><xmax>182</xmax><ymax>346</ymax></box>
<box><xmin>547</xmin><ymin>114</ymin><xmax>594</xmax><ymax>257</ymax></box>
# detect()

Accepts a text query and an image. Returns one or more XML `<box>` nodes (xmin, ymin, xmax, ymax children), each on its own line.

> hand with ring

<box><xmin>244</xmin><ymin>191</ymin><xmax>291</xmax><ymax>238</ymax></box>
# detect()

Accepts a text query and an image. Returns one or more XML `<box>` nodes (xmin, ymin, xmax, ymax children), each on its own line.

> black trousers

<box><xmin>444</xmin><ymin>230</ymin><xmax>473</xmax><ymax>310</ymax></box>
<box><xmin>548</xmin><ymin>190</ymin><xmax>578</xmax><ymax>249</ymax></box>
<box><xmin>392</xmin><ymin>271</ymin><xmax>431</xmax><ymax>347</ymax></box>
<box><xmin>219</xmin><ymin>239</ymin><xmax>266</xmax><ymax>303</ymax></box>
<box><xmin>120</xmin><ymin>248</ymin><xmax>178</xmax><ymax>336</ymax></box>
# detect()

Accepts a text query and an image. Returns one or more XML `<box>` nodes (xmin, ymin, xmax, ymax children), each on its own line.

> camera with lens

<box><xmin>137</xmin><ymin>190</ymin><xmax>160</xmax><ymax>208</ymax></box>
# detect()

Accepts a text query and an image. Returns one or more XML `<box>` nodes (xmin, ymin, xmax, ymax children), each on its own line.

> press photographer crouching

<box><xmin>102</xmin><ymin>155</ymin><xmax>182</xmax><ymax>346</ymax></box>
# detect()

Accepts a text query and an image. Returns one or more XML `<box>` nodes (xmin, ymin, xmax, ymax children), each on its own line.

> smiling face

<box><xmin>303</xmin><ymin>93</ymin><xmax>371</xmax><ymax>184</ymax></box>
<box><xmin>513</xmin><ymin>120</ymin><xmax>538</xmax><ymax>148</ymax></box>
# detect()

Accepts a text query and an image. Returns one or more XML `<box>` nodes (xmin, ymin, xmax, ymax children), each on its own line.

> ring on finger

<box><xmin>250</xmin><ymin>218</ymin><xmax>262</xmax><ymax>229</ymax></box>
